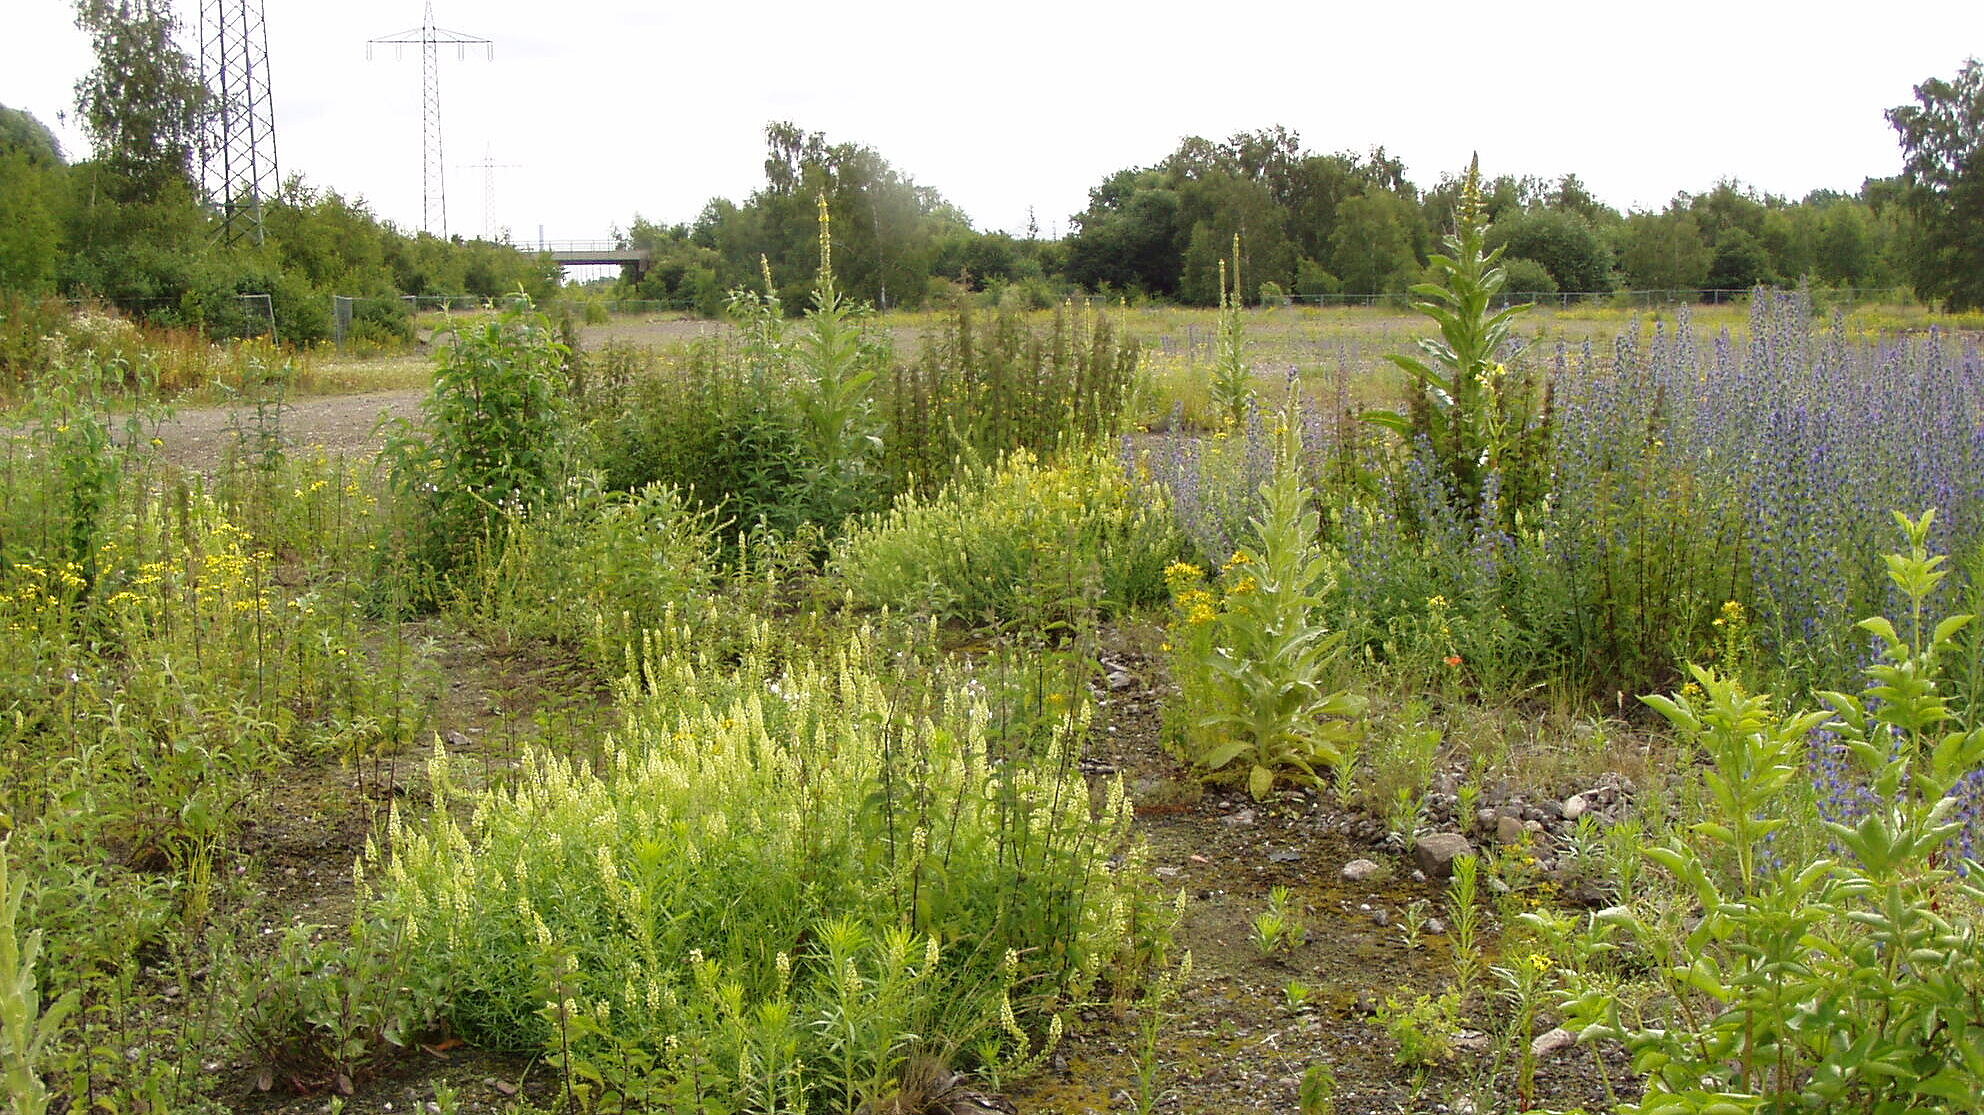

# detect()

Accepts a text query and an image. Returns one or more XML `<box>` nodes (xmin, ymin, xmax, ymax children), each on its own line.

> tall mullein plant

<box><xmin>1196</xmin><ymin>410</ymin><xmax>1367</xmax><ymax>798</ymax></box>
<box><xmin>1207</xmin><ymin>236</ymin><xmax>1255</xmax><ymax>429</ymax></box>
<box><xmin>793</xmin><ymin>196</ymin><xmax>885</xmax><ymax>525</ymax></box>
<box><xmin>1366</xmin><ymin>157</ymin><xmax>1546</xmax><ymax>524</ymax></box>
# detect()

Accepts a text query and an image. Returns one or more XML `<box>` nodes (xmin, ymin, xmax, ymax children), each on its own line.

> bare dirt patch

<box><xmin>151</xmin><ymin>388</ymin><xmax>425</xmax><ymax>472</ymax></box>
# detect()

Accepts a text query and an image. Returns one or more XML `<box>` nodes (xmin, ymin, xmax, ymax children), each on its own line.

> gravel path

<box><xmin>152</xmin><ymin>387</ymin><xmax>425</xmax><ymax>471</ymax></box>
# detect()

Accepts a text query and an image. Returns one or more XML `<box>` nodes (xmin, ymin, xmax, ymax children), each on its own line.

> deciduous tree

<box><xmin>1887</xmin><ymin>58</ymin><xmax>1984</xmax><ymax>310</ymax></box>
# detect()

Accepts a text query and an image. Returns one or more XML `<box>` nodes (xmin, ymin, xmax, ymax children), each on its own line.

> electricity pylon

<box><xmin>459</xmin><ymin>145</ymin><xmax>519</xmax><ymax>242</ymax></box>
<box><xmin>199</xmin><ymin>0</ymin><xmax>280</xmax><ymax>246</ymax></box>
<box><xmin>368</xmin><ymin>2</ymin><xmax>491</xmax><ymax>238</ymax></box>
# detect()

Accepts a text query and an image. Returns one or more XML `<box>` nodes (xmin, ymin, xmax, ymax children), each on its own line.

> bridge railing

<box><xmin>533</xmin><ymin>240</ymin><xmax>637</xmax><ymax>253</ymax></box>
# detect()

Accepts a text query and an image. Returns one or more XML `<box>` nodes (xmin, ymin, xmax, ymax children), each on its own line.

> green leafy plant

<box><xmin>1207</xmin><ymin>236</ymin><xmax>1255</xmax><ymax>428</ymax></box>
<box><xmin>227</xmin><ymin>918</ymin><xmax>430</xmax><ymax>1096</ymax></box>
<box><xmin>1562</xmin><ymin>510</ymin><xmax>1984</xmax><ymax>1113</ymax></box>
<box><xmin>1445</xmin><ymin>853</ymin><xmax>1483</xmax><ymax>994</ymax></box>
<box><xmin>1492</xmin><ymin>949</ymin><xmax>1556</xmax><ymax>1111</ymax></box>
<box><xmin>833</xmin><ymin>446</ymin><xmax>1181</xmax><ymax>628</ymax></box>
<box><xmin>790</xmin><ymin>197</ymin><xmax>887</xmax><ymax>526</ymax></box>
<box><xmin>1364</xmin><ymin>155</ymin><xmax>1548</xmax><ymax>523</ymax></box>
<box><xmin>883</xmin><ymin>299</ymin><xmax>1141</xmax><ymax>498</ymax></box>
<box><xmin>1283</xmin><ymin>978</ymin><xmax>1314</xmax><ymax>1011</ymax></box>
<box><xmin>1394</xmin><ymin>898</ymin><xmax>1432</xmax><ymax>950</ymax></box>
<box><xmin>1130</xmin><ymin>951</ymin><xmax>1192</xmax><ymax>1115</ymax></box>
<box><xmin>1166</xmin><ymin>410</ymin><xmax>1367</xmax><ymax>797</ymax></box>
<box><xmin>369</xmin><ymin>624</ymin><xmax>1164</xmax><ymax>1111</ymax></box>
<box><xmin>382</xmin><ymin>294</ymin><xmax>569</xmax><ymax>593</ymax></box>
<box><xmin>1251</xmin><ymin>886</ymin><xmax>1302</xmax><ymax>956</ymax></box>
<box><xmin>1298</xmin><ymin>1060</ymin><xmax>1337</xmax><ymax>1115</ymax></box>
<box><xmin>1377</xmin><ymin>990</ymin><xmax>1461</xmax><ymax>1068</ymax></box>
<box><xmin>1</xmin><ymin>837</ymin><xmax>78</xmax><ymax>1115</ymax></box>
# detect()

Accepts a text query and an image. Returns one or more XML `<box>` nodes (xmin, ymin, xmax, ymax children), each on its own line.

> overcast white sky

<box><xmin>5</xmin><ymin>1</ymin><xmax>1982</xmax><ymax>244</ymax></box>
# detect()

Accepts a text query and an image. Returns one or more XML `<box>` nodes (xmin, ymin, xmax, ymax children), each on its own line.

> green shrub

<box><xmin>882</xmin><ymin>300</ymin><xmax>1141</xmax><ymax>499</ymax></box>
<box><xmin>369</xmin><ymin>627</ymin><xmax>1164</xmax><ymax>1111</ymax></box>
<box><xmin>381</xmin><ymin>297</ymin><xmax>570</xmax><ymax>593</ymax></box>
<box><xmin>833</xmin><ymin>447</ymin><xmax>1182</xmax><ymax>627</ymax></box>
<box><xmin>1</xmin><ymin>837</ymin><xmax>78</xmax><ymax>1115</ymax></box>
<box><xmin>592</xmin><ymin>223</ymin><xmax>887</xmax><ymax>545</ymax></box>
<box><xmin>1499</xmin><ymin>256</ymin><xmax>1557</xmax><ymax>296</ymax></box>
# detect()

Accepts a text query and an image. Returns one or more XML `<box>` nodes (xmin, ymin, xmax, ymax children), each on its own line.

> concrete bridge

<box><xmin>534</xmin><ymin>240</ymin><xmax>651</xmax><ymax>274</ymax></box>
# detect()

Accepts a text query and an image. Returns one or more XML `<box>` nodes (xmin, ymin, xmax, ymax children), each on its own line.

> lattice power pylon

<box><xmin>368</xmin><ymin>2</ymin><xmax>492</xmax><ymax>239</ymax></box>
<box><xmin>199</xmin><ymin>0</ymin><xmax>281</xmax><ymax>247</ymax></box>
<box><xmin>460</xmin><ymin>145</ymin><xmax>519</xmax><ymax>242</ymax></box>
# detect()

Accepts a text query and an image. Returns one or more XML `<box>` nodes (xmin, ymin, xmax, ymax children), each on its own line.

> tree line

<box><xmin>3</xmin><ymin>2</ymin><xmax>1980</xmax><ymax>333</ymax></box>
<box><xmin>619</xmin><ymin>60</ymin><xmax>1984</xmax><ymax>314</ymax></box>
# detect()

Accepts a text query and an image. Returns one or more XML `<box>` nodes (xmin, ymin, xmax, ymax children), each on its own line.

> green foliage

<box><xmin>370</xmin><ymin>627</ymin><xmax>1162</xmax><ymax>1110</ymax></box>
<box><xmin>383</xmin><ymin>297</ymin><xmax>570</xmax><ymax>591</ymax></box>
<box><xmin>71</xmin><ymin>0</ymin><xmax>206</xmax><ymax>205</ymax></box>
<box><xmin>1298</xmin><ymin>1061</ymin><xmax>1337</xmax><ymax>1115</ymax></box>
<box><xmin>692</xmin><ymin>122</ymin><xmax>971</xmax><ymax>311</ymax></box>
<box><xmin>1250</xmin><ymin>886</ymin><xmax>1302</xmax><ymax>955</ymax></box>
<box><xmin>1375</xmin><ymin>990</ymin><xmax>1461</xmax><ymax>1068</ymax></box>
<box><xmin>1</xmin><ymin>838</ymin><xmax>79</xmax><ymax>1115</ymax></box>
<box><xmin>1293</xmin><ymin>259</ymin><xmax>1341</xmax><ymax>300</ymax></box>
<box><xmin>789</xmin><ymin>200</ymin><xmax>886</xmax><ymax>525</ymax></box>
<box><xmin>833</xmin><ymin>447</ymin><xmax>1182</xmax><ymax>627</ymax></box>
<box><xmin>594</xmin><ymin>215</ymin><xmax>888</xmax><ymax>544</ymax></box>
<box><xmin>227</xmin><ymin>919</ymin><xmax>430</xmax><ymax>1096</ymax></box>
<box><xmin>590</xmin><ymin>331</ymin><xmax>818</xmax><ymax>544</ymax></box>
<box><xmin>1615</xmin><ymin>209</ymin><xmax>1713</xmax><ymax>292</ymax></box>
<box><xmin>0</xmin><ymin>110</ymin><xmax>67</xmax><ymax>295</ymax></box>
<box><xmin>1327</xmin><ymin>191</ymin><xmax>1421</xmax><ymax>297</ymax></box>
<box><xmin>1165</xmin><ymin>415</ymin><xmax>1366</xmax><ymax>798</ymax></box>
<box><xmin>1563</xmin><ymin>512</ymin><xmax>1984</xmax><ymax>1113</ymax></box>
<box><xmin>1066</xmin><ymin>169</ymin><xmax>1186</xmax><ymax>298</ymax></box>
<box><xmin>1487</xmin><ymin>207</ymin><xmax>1612</xmax><ymax>296</ymax></box>
<box><xmin>1706</xmin><ymin>227</ymin><xmax>1778</xmax><ymax>291</ymax></box>
<box><xmin>451</xmin><ymin>480</ymin><xmax>722</xmax><ymax>670</ymax></box>
<box><xmin>1888</xmin><ymin>57</ymin><xmax>1984</xmax><ymax>310</ymax></box>
<box><xmin>14</xmin><ymin>343</ymin><xmax>166</xmax><ymax>589</ymax></box>
<box><xmin>1498</xmin><ymin>255</ymin><xmax>1557</xmax><ymax>296</ymax></box>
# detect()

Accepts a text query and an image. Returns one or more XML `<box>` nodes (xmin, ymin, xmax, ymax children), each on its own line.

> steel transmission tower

<box><xmin>199</xmin><ymin>0</ymin><xmax>280</xmax><ymax>247</ymax></box>
<box><xmin>459</xmin><ymin>146</ymin><xmax>519</xmax><ymax>242</ymax></box>
<box><xmin>368</xmin><ymin>3</ymin><xmax>491</xmax><ymax>238</ymax></box>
